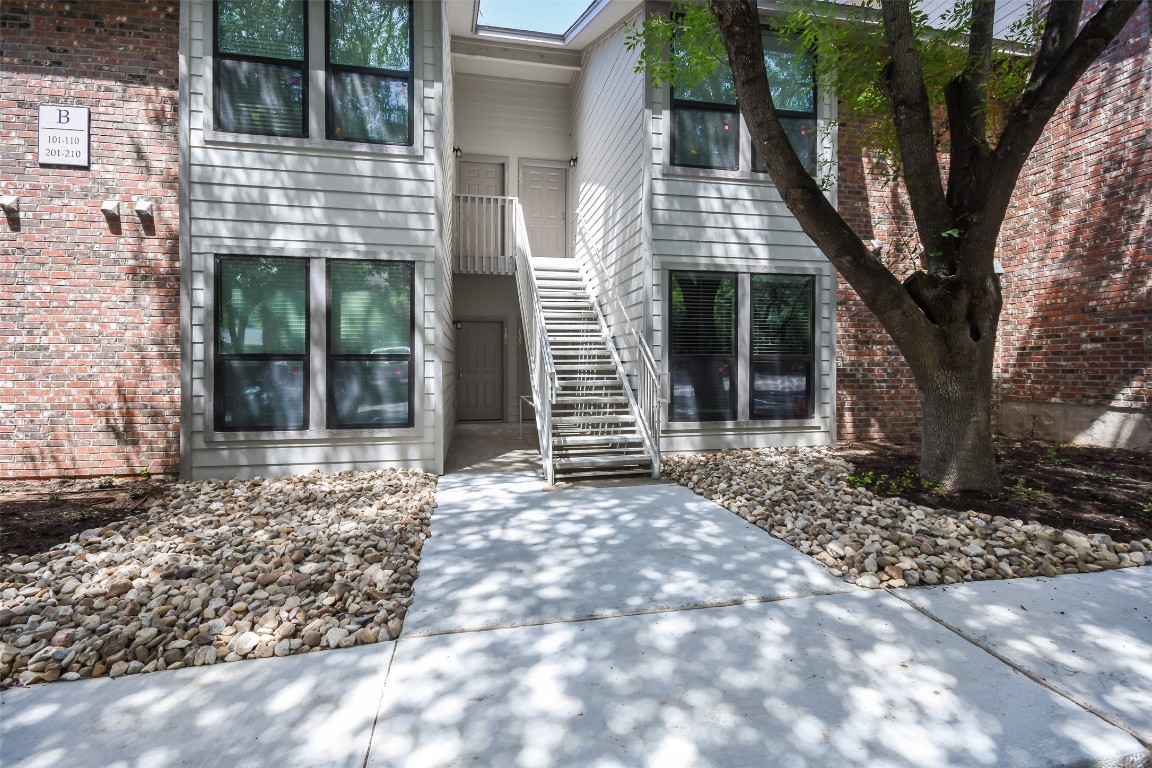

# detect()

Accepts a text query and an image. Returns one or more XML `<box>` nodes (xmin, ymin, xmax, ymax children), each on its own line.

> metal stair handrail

<box><xmin>510</xmin><ymin>201</ymin><xmax>558</xmax><ymax>484</ymax></box>
<box><xmin>572</xmin><ymin>221</ymin><xmax>662</xmax><ymax>476</ymax></box>
<box><xmin>585</xmin><ymin>292</ymin><xmax>662</xmax><ymax>476</ymax></box>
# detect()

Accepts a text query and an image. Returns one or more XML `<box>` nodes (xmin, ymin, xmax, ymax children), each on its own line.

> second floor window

<box><xmin>214</xmin><ymin>0</ymin><xmax>414</xmax><ymax>146</ymax></box>
<box><xmin>751</xmin><ymin>31</ymin><xmax>817</xmax><ymax>176</ymax></box>
<box><xmin>670</xmin><ymin>27</ymin><xmax>816</xmax><ymax>174</ymax></box>
<box><xmin>215</xmin><ymin>0</ymin><xmax>308</xmax><ymax>137</ymax></box>
<box><xmin>327</xmin><ymin>0</ymin><xmax>413</xmax><ymax>144</ymax></box>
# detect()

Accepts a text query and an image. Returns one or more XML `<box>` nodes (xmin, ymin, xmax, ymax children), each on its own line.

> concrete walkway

<box><xmin>2</xmin><ymin>469</ymin><xmax>1150</xmax><ymax>767</ymax></box>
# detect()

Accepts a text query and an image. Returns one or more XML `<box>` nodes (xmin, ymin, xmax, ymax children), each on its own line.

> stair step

<box><xmin>551</xmin><ymin>355</ymin><xmax>613</xmax><ymax>362</ymax></box>
<box><xmin>555</xmin><ymin>395</ymin><xmax>628</xmax><ymax>404</ymax></box>
<box><xmin>552</xmin><ymin>414</ymin><xmax>636</xmax><ymax>425</ymax></box>
<box><xmin>552</xmin><ymin>434</ymin><xmax>644</xmax><ymax>447</ymax></box>
<box><xmin>556</xmin><ymin>379</ymin><xmax>623</xmax><ymax>388</ymax></box>
<box><xmin>553</xmin><ymin>455</ymin><xmax>653</xmax><ymax>470</ymax></box>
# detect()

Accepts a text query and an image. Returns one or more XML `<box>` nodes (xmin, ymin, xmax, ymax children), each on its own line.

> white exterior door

<box><xmin>520</xmin><ymin>164</ymin><xmax>568</xmax><ymax>258</ymax></box>
<box><xmin>458</xmin><ymin>321</ymin><xmax>504</xmax><ymax>421</ymax></box>
<box><xmin>459</xmin><ymin>161</ymin><xmax>504</xmax><ymax>196</ymax></box>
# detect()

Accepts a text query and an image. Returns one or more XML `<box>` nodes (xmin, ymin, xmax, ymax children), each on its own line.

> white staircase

<box><xmin>533</xmin><ymin>259</ymin><xmax>654</xmax><ymax>479</ymax></box>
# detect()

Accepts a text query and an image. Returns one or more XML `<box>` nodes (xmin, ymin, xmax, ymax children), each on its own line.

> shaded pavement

<box><xmin>2</xmin><ymin>450</ymin><xmax>1150</xmax><ymax>767</ymax></box>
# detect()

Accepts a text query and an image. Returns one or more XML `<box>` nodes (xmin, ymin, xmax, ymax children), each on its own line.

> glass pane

<box><xmin>751</xmin><ymin>274</ymin><xmax>814</xmax><ymax>356</ymax></box>
<box><xmin>670</xmin><ymin>271</ymin><xmax>737</xmax><ymax>422</ymax></box>
<box><xmin>670</xmin><ymin>355</ymin><xmax>736</xmax><ymax>422</ymax></box>
<box><xmin>762</xmin><ymin>31</ymin><xmax>815</xmax><ymax>112</ymax></box>
<box><xmin>329</xmin><ymin>261</ymin><xmax>413</xmax><ymax>354</ymax></box>
<box><xmin>217</xmin><ymin>0</ymin><xmax>305</xmax><ymax>61</ymax></box>
<box><xmin>753</xmin><ymin>117</ymin><xmax>818</xmax><ymax>175</ymax></box>
<box><xmin>218</xmin><ymin>359</ymin><xmax>306</xmax><ymax>430</ymax></box>
<box><xmin>329</xmin><ymin>0</ymin><xmax>411</xmax><ymax>71</ymax></box>
<box><xmin>751</xmin><ymin>359</ymin><xmax>812</xmax><ymax>419</ymax></box>
<box><xmin>670</xmin><ymin>272</ymin><xmax>736</xmax><ymax>355</ymax></box>
<box><xmin>329</xmin><ymin>71</ymin><xmax>410</xmax><ymax>143</ymax></box>
<box><xmin>218</xmin><ymin>257</ymin><xmax>307</xmax><ymax>354</ymax></box>
<box><xmin>330</xmin><ymin>359</ymin><xmax>410</xmax><ymax>427</ymax></box>
<box><xmin>672</xmin><ymin>108</ymin><xmax>738</xmax><ymax>169</ymax></box>
<box><xmin>217</xmin><ymin>59</ymin><xmax>305</xmax><ymax>136</ymax></box>
<box><xmin>673</xmin><ymin>60</ymin><xmax>736</xmax><ymax>105</ymax></box>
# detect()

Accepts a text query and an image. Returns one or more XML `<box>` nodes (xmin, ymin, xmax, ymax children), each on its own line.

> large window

<box><xmin>327</xmin><ymin>261</ymin><xmax>414</xmax><ymax>427</ymax></box>
<box><xmin>750</xmin><ymin>274</ymin><xmax>815</xmax><ymax>419</ymax></box>
<box><xmin>214</xmin><ymin>255</ymin><xmax>415</xmax><ymax>433</ymax></box>
<box><xmin>669</xmin><ymin>271</ymin><xmax>737</xmax><ymax>421</ymax></box>
<box><xmin>214</xmin><ymin>0</ymin><xmax>414</xmax><ymax>145</ymax></box>
<box><xmin>215</xmin><ymin>256</ymin><xmax>309</xmax><ymax>430</ymax></box>
<box><xmin>215</xmin><ymin>0</ymin><xmax>307</xmax><ymax>137</ymax></box>
<box><xmin>670</xmin><ymin>27</ymin><xmax>816</xmax><ymax>174</ymax></box>
<box><xmin>668</xmin><ymin>270</ymin><xmax>818</xmax><ymax>424</ymax></box>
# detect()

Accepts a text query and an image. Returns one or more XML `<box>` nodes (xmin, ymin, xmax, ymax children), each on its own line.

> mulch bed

<box><xmin>2</xmin><ymin>439</ymin><xmax>1150</xmax><ymax>560</ymax></box>
<box><xmin>1</xmin><ymin>477</ymin><xmax>176</xmax><ymax>559</ymax></box>
<box><xmin>839</xmin><ymin>439</ymin><xmax>1152</xmax><ymax>542</ymax></box>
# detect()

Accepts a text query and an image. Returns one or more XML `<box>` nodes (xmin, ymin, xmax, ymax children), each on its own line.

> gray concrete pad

<box><xmin>407</xmin><ymin>473</ymin><xmax>855</xmax><ymax>634</ymax></box>
<box><xmin>901</xmin><ymin>567</ymin><xmax>1152</xmax><ymax>745</ymax></box>
<box><xmin>0</xmin><ymin>642</ymin><xmax>393</xmax><ymax>768</ymax></box>
<box><xmin>369</xmin><ymin>590</ymin><xmax>1148</xmax><ymax>768</ymax></box>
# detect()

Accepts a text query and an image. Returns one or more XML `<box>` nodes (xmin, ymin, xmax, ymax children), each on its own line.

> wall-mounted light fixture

<box><xmin>0</xmin><ymin>195</ymin><xmax>19</xmax><ymax>214</ymax></box>
<box><xmin>569</xmin><ymin>157</ymin><xmax>578</xmax><ymax>168</ymax></box>
<box><xmin>100</xmin><ymin>200</ymin><xmax>120</xmax><ymax>219</ymax></box>
<box><xmin>453</xmin><ymin>146</ymin><xmax>462</xmax><ymax>158</ymax></box>
<box><xmin>453</xmin><ymin>320</ymin><xmax>463</xmax><ymax>330</ymax></box>
<box><xmin>134</xmin><ymin>199</ymin><xmax>154</xmax><ymax>217</ymax></box>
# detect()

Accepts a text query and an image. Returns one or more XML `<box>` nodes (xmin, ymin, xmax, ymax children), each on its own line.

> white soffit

<box><xmin>447</xmin><ymin>0</ymin><xmax>642</xmax><ymax>84</ymax></box>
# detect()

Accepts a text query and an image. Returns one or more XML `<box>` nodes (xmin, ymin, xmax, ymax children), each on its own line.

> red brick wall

<box><xmin>835</xmin><ymin>117</ymin><xmax>922</xmax><ymax>444</ymax></box>
<box><xmin>995</xmin><ymin>2</ymin><xmax>1150</xmax><ymax>420</ymax></box>
<box><xmin>0</xmin><ymin>1</ymin><xmax>181</xmax><ymax>478</ymax></box>
<box><xmin>835</xmin><ymin>4</ymin><xmax>1150</xmax><ymax>445</ymax></box>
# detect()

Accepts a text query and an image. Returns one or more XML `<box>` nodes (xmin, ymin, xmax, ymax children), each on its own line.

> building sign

<box><xmin>38</xmin><ymin>104</ymin><xmax>90</xmax><ymax>167</ymax></box>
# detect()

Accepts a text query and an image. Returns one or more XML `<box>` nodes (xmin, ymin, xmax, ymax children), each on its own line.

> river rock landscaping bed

<box><xmin>663</xmin><ymin>447</ymin><xmax>1151</xmax><ymax>589</ymax></box>
<box><xmin>0</xmin><ymin>468</ymin><xmax>436</xmax><ymax>688</ymax></box>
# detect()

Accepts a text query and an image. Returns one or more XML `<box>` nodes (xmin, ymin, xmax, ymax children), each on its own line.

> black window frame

<box><xmin>751</xmin><ymin>27</ymin><xmax>818</xmax><ymax>176</ymax></box>
<box><xmin>325</xmin><ymin>260</ymin><xmax>416</xmax><ymax>429</ymax></box>
<box><xmin>668</xmin><ymin>270</ymin><xmax>739</xmax><ymax>422</ymax></box>
<box><xmin>669</xmin><ymin>16</ymin><xmax>740</xmax><ymax>171</ymax></box>
<box><xmin>214</xmin><ymin>255</ymin><xmax>311</xmax><ymax>432</ymax></box>
<box><xmin>213</xmin><ymin>0</ymin><xmax>309</xmax><ymax>138</ymax></box>
<box><xmin>324</xmin><ymin>0</ymin><xmax>415</xmax><ymax>146</ymax></box>
<box><xmin>749</xmin><ymin>273</ymin><xmax>816</xmax><ymax>421</ymax></box>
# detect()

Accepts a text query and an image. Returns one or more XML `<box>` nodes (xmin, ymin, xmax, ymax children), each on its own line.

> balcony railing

<box><xmin>453</xmin><ymin>194</ymin><xmax>514</xmax><ymax>275</ymax></box>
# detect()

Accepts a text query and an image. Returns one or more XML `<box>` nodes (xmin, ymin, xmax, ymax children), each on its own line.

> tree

<box><xmin>632</xmin><ymin>0</ymin><xmax>1142</xmax><ymax>491</ymax></box>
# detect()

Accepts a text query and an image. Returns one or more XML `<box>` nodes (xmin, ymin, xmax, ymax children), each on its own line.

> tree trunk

<box><xmin>916</xmin><ymin>353</ymin><xmax>999</xmax><ymax>492</ymax></box>
<box><xmin>900</xmin><ymin>265</ymin><xmax>1003</xmax><ymax>492</ymax></box>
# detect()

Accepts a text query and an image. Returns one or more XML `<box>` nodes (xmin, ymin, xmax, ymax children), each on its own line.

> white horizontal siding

<box><xmin>571</xmin><ymin>15</ymin><xmax>648</xmax><ymax>381</ymax></box>
<box><xmin>435</xmin><ymin>0</ymin><xmax>457</xmax><ymax>467</ymax></box>
<box><xmin>453</xmin><ymin>74</ymin><xmax>573</xmax><ymax>196</ymax></box>
<box><xmin>184</xmin><ymin>0</ymin><xmax>446</xmax><ymax>479</ymax></box>
<box><xmin>647</xmin><ymin>21</ymin><xmax>839</xmax><ymax>451</ymax></box>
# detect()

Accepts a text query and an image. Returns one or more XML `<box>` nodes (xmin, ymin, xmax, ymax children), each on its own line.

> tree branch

<box><xmin>1034</xmin><ymin>1</ymin><xmax>1084</xmax><ymax>81</ymax></box>
<box><xmin>709</xmin><ymin>0</ymin><xmax>937</xmax><ymax>368</ymax></box>
<box><xmin>879</xmin><ymin>1</ymin><xmax>954</xmax><ymax>273</ymax></box>
<box><xmin>944</xmin><ymin>0</ymin><xmax>996</xmax><ymax>215</ymax></box>
<box><xmin>965</xmin><ymin>0</ymin><xmax>1141</xmax><ymax>263</ymax></box>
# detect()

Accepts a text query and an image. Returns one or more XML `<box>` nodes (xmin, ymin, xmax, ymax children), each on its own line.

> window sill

<box><xmin>662</xmin><ymin>418</ymin><xmax>823</xmax><ymax>432</ymax></box>
<box><xmin>202</xmin><ymin>127</ymin><xmax>424</xmax><ymax>159</ymax></box>
<box><xmin>658</xmin><ymin>163</ymin><xmax>775</xmax><ymax>183</ymax></box>
<box><xmin>204</xmin><ymin>425</ymin><xmax>421</xmax><ymax>443</ymax></box>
